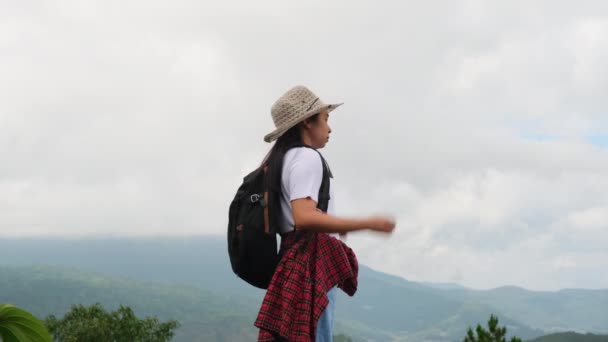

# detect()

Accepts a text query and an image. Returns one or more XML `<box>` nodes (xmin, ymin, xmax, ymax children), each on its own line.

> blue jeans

<box><xmin>315</xmin><ymin>287</ymin><xmax>337</xmax><ymax>341</ymax></box>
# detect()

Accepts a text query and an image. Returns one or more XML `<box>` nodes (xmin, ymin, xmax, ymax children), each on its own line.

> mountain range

<box><xmin>0</xmin><ymin>236</ymin><xmax>606</xmax><ymax>341</ymax></box>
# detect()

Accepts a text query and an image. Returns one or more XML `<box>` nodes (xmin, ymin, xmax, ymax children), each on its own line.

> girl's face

<box><xmin>305</xmin><ymin>110</ymin><xmax>332</xmax><ymax>149</ymax></box>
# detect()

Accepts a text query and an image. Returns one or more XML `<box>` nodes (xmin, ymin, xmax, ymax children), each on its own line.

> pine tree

<box><xmin>464</xmin><ymin>314</ymin><xmax>523</xmax><ymax>342</ymax></box>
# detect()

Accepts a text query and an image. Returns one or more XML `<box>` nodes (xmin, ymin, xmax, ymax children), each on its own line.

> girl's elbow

<box><xmin>293</xmin><ymin>213</ymin><xmax>314</xmax><ymax>230</ymax></box>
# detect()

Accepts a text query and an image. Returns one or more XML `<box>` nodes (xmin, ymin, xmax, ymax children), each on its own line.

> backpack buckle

<box><xmin>250</xmin><ymin>194</ymin><xmax>261</xmax><ymax>203</ymax></box>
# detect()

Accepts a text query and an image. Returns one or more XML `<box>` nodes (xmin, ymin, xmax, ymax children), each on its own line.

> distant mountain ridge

<box><xmin>0</xmin><ymin>236</ymin><xmax>606</xmax><ymax>341</ymax></box>
<box><xmin>0</xmin><ymin>265</ymin><xmax>259</xmax><ymax>341</ymax></box>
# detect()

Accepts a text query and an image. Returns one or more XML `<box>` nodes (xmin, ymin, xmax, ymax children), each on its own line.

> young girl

<box><xmin>255</xmin><ymin>85</ymin><xmax>395</xmax><ymax>341</ymax></box>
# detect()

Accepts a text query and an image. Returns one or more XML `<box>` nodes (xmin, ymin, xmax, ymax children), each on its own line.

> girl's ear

<box><xmin>301</xmin><ymin>118</ymin><xmax>313</xmax><ymax>130</ymax></box>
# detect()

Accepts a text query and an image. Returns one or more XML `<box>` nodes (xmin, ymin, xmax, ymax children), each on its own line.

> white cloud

<box><xmin>1</xmin><ymin>0</ymin><xmax>608</xmax><ymax>290</ymax></box>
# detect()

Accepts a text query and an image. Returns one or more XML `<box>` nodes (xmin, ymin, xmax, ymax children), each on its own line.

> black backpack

<box><xmin>227</xmin><ymin>145</ymin><xmax>332</xmax><ymax>289</ymax></box>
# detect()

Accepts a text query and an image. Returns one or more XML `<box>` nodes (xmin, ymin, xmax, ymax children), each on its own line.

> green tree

<box><xmin>44</xmin><ymin>303</ymin><xmax>179</xmax><ymax>342</ymax></box>
<box><xmin>464</xmin><ymin>314</ymin><xmax>523</xmax><ymax>342</ymax></box>
<box><xmin>0</xmin><ymin>303</ymin><xmax>52</xmax><ymax>342</ymax></box>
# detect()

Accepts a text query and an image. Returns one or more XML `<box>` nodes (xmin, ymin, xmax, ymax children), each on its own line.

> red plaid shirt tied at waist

<box><xmin>255</xmin><ymin>230</ymin><xmax>359</xmax><ymax>341</ymax></box>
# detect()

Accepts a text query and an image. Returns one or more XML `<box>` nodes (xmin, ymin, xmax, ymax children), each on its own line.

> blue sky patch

<box><xmin>587</xmin><ymin>134</ymin><xmax>608</xmax><ymax>148</ymax></box>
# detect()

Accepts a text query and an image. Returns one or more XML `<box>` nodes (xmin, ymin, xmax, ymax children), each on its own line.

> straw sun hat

<box><xmin>263</xmin><ymin>85</ymin><xmax>343</xmax><ymax>143</ymax></box>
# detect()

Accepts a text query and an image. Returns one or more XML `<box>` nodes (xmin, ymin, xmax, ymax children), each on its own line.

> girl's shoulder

<box><xmin>284</xmin><ymin>147</ymin><xmax>322</xmax><ymax>166</ymax></box>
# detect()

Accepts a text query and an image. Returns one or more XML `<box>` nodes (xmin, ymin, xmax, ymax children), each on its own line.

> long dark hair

<box><xmin>261</xmin><ymin>114</ymin><xmax>319</xmax><ymax>229</ymax></box>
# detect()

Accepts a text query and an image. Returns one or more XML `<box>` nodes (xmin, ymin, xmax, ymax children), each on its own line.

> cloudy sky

<box><xmin>2</xmin><ymin>0</ymin><xmax>608</xmax><ymax>291</ymax></box>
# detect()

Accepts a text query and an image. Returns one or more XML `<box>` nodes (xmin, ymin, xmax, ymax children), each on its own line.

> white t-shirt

<box><xmin>279</xmin><ymin>147</ymin><xmax>336</xmax><ymax>235</ymax></box>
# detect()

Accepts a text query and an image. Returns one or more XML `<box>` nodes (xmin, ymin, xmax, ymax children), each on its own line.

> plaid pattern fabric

<box><xmin>255</xmin><ymin>230</ymin><xmax>359</xmax><ymax>341</ymax></box>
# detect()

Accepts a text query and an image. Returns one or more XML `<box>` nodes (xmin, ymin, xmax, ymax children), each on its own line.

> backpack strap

<box><xmin>263</xmin><ymin>191</ymin><xmax>270</xmax><ymax>233</ymax></box>
<box><xmin>262</xmin><ymin>165</ymin><xmax>271</xmax><ymax>234</ymax></box>
<box><xmin>316</xmin><ymin>153</ymin><xmax>331</xmax><ymax>213</ymax></box>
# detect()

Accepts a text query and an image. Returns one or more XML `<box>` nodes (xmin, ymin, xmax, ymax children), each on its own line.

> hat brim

<box><xmin>263</xmin><ymin>103</ymin><xmax>343</xmax><ymax>143</ymax></box>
